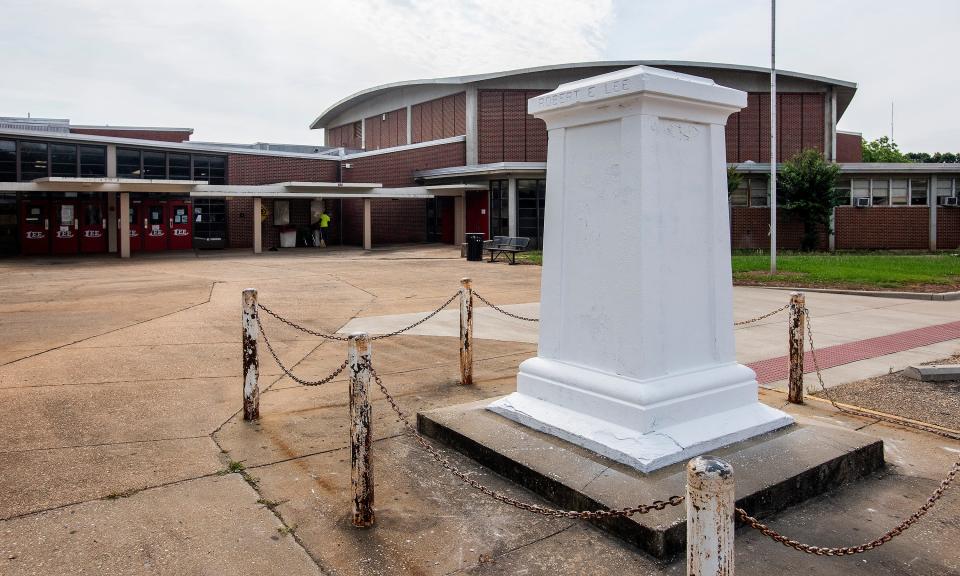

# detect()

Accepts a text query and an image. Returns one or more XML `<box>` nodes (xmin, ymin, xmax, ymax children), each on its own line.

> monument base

<box><xmin>488</xmin><ymin>357</ymin><xmax>794</xmax><ymax>473</ymax></box>
<box><xmin>418</xmin><ymin>398</ymin><xmax>884</xmax><ymax>560</ymax></box>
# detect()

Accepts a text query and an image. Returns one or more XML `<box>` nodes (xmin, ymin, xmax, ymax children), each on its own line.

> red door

<box><xmin>143</xmin><ymin>200</ymin><xmax>168</xmax><ymax>251</ymax></box>
<box><xmin>50</xmin><ymin>199</ymin><xmax>80</xmax><ymax>255</ymax></box>
<box><xmin>465</xmin><ymin>191</ymin><xmax>489</xmax><ymax>239</ymax></box>
<box><xmin>167</xmin><ymin>200</ymin><xmax>192</xmax><ymax>250</ymax></box>
<box><xmin>440</xmin><ymin>197</ymin><xmax>455</xmax><ymax>244</ymax></box>
<box><xmin>128</xmin><ymin>201</ymin><xmax>144</xmax><ymax>253</ymax></box>
<box><xmin>79</xmin><ymin>198</ymin><xmax>108</xmax><ymax>253</ymax></box>
<box><xmin>20</xmin><ymin>199</ymin><xmax>50</xmax><ymax>255</ymax></box>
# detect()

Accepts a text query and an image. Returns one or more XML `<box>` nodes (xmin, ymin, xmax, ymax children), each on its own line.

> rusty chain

<box><xmin>255</xmin><ymin>313</ymin><xmax>349</xmax><ymax>386</ymax></box>
<box><xmin>733</xmin><ymin>303</ymin><xmax>791</xmax><ymax>326</ymax></box>
<box><xmin>366</xmin><ymin>361</ymin><xmax>684</xmax><ymax>519</ymax></box>
<box><xmin>737</xmin><ymin>454</ymin><xmax>958</xmax><ymax>555</ymax></box>
<box><xmin>369</xmin><ymin>292</ymin><xmax>459</xmax><ymax>340</ymax></box>
<box><xmin>737</xmin><ymin>304</ymin><xmax>960</xmax><ymax>555</ymax></box>
<box><xmin>473</xmin><ymin>291</ymin><xmax>540</xmax><ymax>322</ymax></box>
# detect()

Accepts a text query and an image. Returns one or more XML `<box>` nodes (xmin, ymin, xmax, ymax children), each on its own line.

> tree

<box><xmin>726</xmin><ymin>165</ymin><xmax>743</xmax><ymax>198</ymax></box>
<box><xmin>778</xmin><ymin>149</ymin><xmax>842</xmax><ymax>251</ymax></box>
<box><xmin>861</xmin><ymin>136</ymin><xmax>910</xmax><ymax>163</ymax></box>
<box><xmin>906</xmin><ymin>151</ymin><xmax>960</xmax><ymax>163</ymax></box>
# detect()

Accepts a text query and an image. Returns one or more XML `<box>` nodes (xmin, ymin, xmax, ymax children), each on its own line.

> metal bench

<box><xmin>483</xmin><ymin>236</ymin><xmax>530</xmax><ymax>264</ymax></box>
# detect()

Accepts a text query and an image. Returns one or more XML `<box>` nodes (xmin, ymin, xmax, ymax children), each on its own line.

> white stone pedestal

<box><xmin>488</xmin><ymin>66</ymin><xmax>793</xmax><ymax>473</ymax></box>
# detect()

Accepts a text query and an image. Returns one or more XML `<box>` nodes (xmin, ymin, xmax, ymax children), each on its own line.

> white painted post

<box><xmin>362</xmin><ymin>198</ymin><xmax>372</xmax><ymax>251</ymax></box>
<box><xmin>687</xmin><ymin>455</ymin><xmax>735</xmax><ymax>576</ymax></box>
<box><xmin>460</xmin><ymin>278</ymin><xmax>473</xmax><ymax>385</ymax></box>
<box><xmin>349</xmin><ymin>332</ymin><xmax>374</xmax><ymax>528</ymax></box>
<box><xmin>253</xmin><ymin>197</ymin><xmax>262</xmax><ymax>254</ymax></box>
<box><xmin>241</xmin><ymin>289</ymin><xmax>260</xmax><ymax>421</ymax></box>
<box><xmin>119</xmin><ymin>192</ymin><xmax>130</xmax><ymax>259</ymax></box>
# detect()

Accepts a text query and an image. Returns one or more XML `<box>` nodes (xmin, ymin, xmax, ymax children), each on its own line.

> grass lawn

<box><xmin>733</xmin><ymin>252</ymin><xmax>960</xmax><ymax>291</ymax></box>
<box><xmin>517</xmin><ymin>250</ymin><xmax>960</xmax><ymax>292</ymax></box>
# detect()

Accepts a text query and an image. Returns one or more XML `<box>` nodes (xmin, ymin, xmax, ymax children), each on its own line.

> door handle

<box><xmin>102</xmin><ymin>218</ymin><xmax>106</xmax><ymax>229</ymax></box>
<box><xmin>143</xmin><ymin>218</ymin><xmax>148</xmax><ymax>228</ymax></box>
<box><xmin>74</xmin><ymin>218</ymin><xmax>79</xmax><ymax>229</ymax></box>
<box><xmin>169</xmin><ymin>218</ymin><xmax>173</xmax><ymax>228</ymax></box>
<box><xmin>44</xmin><ymin>218</ymin><xmax>49</xmax><ymax>230</ymax></box>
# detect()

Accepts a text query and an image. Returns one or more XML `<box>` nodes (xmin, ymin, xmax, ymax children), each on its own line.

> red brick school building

<box><xmin>0</xmin><ymin>60</ymin><xmax>957</xmax><ymax>257</ymax></box>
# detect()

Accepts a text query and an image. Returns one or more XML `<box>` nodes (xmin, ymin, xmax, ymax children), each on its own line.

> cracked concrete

<box><xmin>1</xmin><ymin>245</ymin><xmax>959</xmax><ymax>575</ymax></box>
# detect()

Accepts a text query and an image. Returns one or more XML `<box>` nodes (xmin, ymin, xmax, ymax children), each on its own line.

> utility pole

<box><xmin>769</xmin><ymin>0</ymin><xmax>778</xmax><ymax>274</ymax></box>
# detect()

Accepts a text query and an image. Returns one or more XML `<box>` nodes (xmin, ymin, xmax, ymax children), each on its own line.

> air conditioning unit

<box><xmin>941</xmin><ymin>196</ymin><xmax>959</xmax><ymax>207</ymax></box>
<box><xmin>854</xmin><ymin>197</ymin><xmax>870</xmax><ymax>208</ymax></box>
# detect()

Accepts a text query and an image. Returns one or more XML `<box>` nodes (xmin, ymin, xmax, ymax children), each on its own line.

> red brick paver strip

<box><xmin>748</xmin><ymin>320</ymin><xmax>960</xmax><ymax>385</ymax></box>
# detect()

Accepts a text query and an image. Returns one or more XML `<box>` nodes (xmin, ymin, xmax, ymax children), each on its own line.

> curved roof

<box><xmin>310</xmin><ymin>60</ymin><xmax>857</xmax><ymax>129</ymax></box>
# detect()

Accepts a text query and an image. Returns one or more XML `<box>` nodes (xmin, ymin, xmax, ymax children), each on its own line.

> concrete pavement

<box><xmin>1</xmin><ymin>245</ymin><xmax>958</xmax><ymax>575</ymax></box>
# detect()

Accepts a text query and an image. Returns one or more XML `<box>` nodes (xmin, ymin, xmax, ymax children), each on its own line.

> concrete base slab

<box><xmin>904</xmin><ymin>364</ymin><xmax>960</xmax><ymax>382</ymax></box>
<box><xmin>419</xmin><ymin>397</ymin><xmax>885</xmax><ymax>560</ymax></box>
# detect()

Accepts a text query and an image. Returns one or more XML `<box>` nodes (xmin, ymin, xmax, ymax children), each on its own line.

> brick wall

<box><xmin>835</xmin><ymin>206</ymin><xmax>929</xmax><ymax>250</ymax></box>
<box><xmin>339</xmin><ymin>198</ymin><xmax>427</xmax><ymax>246</ymax></box>
<box><xmin>730</xmin><ymin>207</ymin><xmax>827</xmax><ymax>250</ymax></box>
<box><xmin>364</xmin><ymin>108</ymin><xmax>407</xmax><ymax>150</ymax></box>
<box><xmin>726</xmin><ymin>93</ymin><xmax>824</xmax><ymax>163</ymax></box>
<box><xmin>937</xmin><ymin>208</ymin><xmax>960</xmax><ymax>250</ymax></box>
<box><xmin>342</xmin><ymin>140</ymin><xmax>465</xmax><ymax>187</ymax></box>
<box><xmin>478</xmin><ymin>89</ymin><xmax>548</xmax><ymax>164</ymax></box>
<box><xmin>412</xmin><ymin>92</ymin><xmax>466</xmax><ymax>143</ymax></box>
<box><xmin>836</xmin><ymin>133</ymin><xmax>863</xmax><ymax>162</ymax></box>
<box><xmin>227</xmin><ymin>153</ymin><xmax>338</xmax><ymax>185</ymax></box>
<box><xmin>69</xmin><ymin>128</ymin><xmax>191</xmax><ymax>142</ymax></box>
<box><xmin>325</xmin><ymin>121</ymin><xmax>362</xmax><ymax>149</ymax></box>
<box><xmin>227</xmin><ymin>197</ymin><xmax>254</xmax><ymax>248</ymax></box>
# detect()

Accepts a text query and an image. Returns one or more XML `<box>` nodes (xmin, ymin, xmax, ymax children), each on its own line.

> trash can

<box><xmin>465</xmin><ymin>233</ymin><xmax>485</xmax><ymax>261</ymax></box>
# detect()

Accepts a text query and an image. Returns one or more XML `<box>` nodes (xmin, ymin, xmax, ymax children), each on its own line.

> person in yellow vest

<box><xmin>318</xmin><ymin>210</ymin><xmax>331</xmax><ymax>248</ymax></box>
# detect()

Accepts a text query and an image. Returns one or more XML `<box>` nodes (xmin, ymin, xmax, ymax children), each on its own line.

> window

<box><xmin>871</xmin><ymin>178</ymin><xmax>889</xmax><ymax>206</ymax></box>
<box><xmin>193</xmin><ymin>155</ymin><xmax>225</xmax><ymax>184</ymax></box>
<box><xmin>142</xmin><ymin>151</ymin><xmax>166</xmax><ymax>179</ymax></box>
<box><xmin>489</xmin><ymin>180</ymin><xmax>510</xmax><ymax>236</ymax></box>
<box><xmin>748</xmin><ymin>178</ymin><xmax>768</xmax><ymax>207</ymax></box>
<box><xmin>910</xmin><ymin>179</ymin><xmax>928</xmax><ymax>206</ymax></box>
<box><xmin>79</xmin><ymin>145</ymin><xmax>106</xmax><ymax>177</ymax></box>
<box><xmin>193</xmin><ymin>198</ymin><xmax>226</xmax><ymax>244</ymax></box>
<box><xmin>835</xmin><ymin>179</ymin><xmax>851</xmax><ymax>205</ymax></box>
<box><xmin>852</xmin><ymin>179</ymin><xmax>870</xmax><ymax>204</ymax></box>
<box><xmin>517</xmin><ymin>178</ymin><xmax>546</xmax><ymax>249</ymax></box>
<box><xmin>0</xmin><ymin>140</ymin><xmax>15</xmax><ymax>182</ymax></box>
<box><xmin>84</xmin><ymin>202</ymin><xmax>103</xmax><ymax>226</ymax></box>
<box><xmin>117</xmin><ymin>148</ymin><xmax>141</xmax><ymax>178</ymax></box>
<box><xmin>729</xmin><ymin>179</ymin><xmax>748</xmax><ymax>207</ymax></box>
<box><xmin>273</xmin><ymin>200</ymin><xmax>290</xmax><ymax>225</ymax></box>
<box><xmin>890</xmin><ymin>179</ymin><xmax>908</xmax><ymax>205</ymax></box>
<box><xmin>20</xmin><ymin>141</ymin><xmax>48</xmax><ymax>181</ymax></box>
<box><xmin>169</xmin><ymin>153</ymin><xmax>191</xmax><ymax>180</ymax></box>
<box><xmin>936</xmin><ymin>177</ymin><xmax>956</xmax><ymax>200</ymax></box>
<box><xmin>50</xmin><ymin>144</ymin><xmax>78</xmax><ymax>177</ymax></box>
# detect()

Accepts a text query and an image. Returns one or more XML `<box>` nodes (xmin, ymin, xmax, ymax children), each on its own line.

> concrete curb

<box><xmin>757</xmin><ymin>286</ymin><xmax>960</xmax><ymax>301</ymax></box>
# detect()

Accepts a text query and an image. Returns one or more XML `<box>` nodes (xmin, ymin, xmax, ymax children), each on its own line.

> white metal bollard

<box><xmin>348</xmin><ymin>332</ymin><xmax>375</xmax><ymax>528</ymax></box>
<box><xmin>687</xmin><ymin>455</ymin><xmax>735</xmax><ymax>575</ymax></box>
<box><xmin>241</xmin><ymin>288</ymin><xmax>260</xmax><ymax>421</ymax></box>
<box><xmin>459</xmin><ymin>278</ymin><xmax>473</xmax><ymax>386</ymax></box>
<box><xmin>788</xmin><ymin>292</ymin><xmax>806</xmax><ymax>404</ymax></box>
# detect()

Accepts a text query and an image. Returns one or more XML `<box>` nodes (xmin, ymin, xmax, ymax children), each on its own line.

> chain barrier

<box><xmin>367</xmin><ymin>360</ymin><xmax>684</xmax><ymax>519</ymax></box>
<box><xmin>256</xmin><ymin>313</ymin><xmax>349</xmax><ymax>386</ymax></box>
<box><xmin>370</xmin><ymin>292</ymin><xmax>459</xmax><ymax>340</ymax></box>
<box><xmin>473</xmin><ymin>291</ymin><xmax>540</xmax><ymax>323</ymax></box>
<box><xmin>734</xmin><ymin>303</ymin><xmax>791</xmax><ymax>326</ymax></box>
<box><xmin>737</xmin><ymin>305</ymin><xmax>960</xmax><ymax>555</ymax></box>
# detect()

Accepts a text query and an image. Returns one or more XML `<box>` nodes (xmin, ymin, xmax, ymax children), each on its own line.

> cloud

<box><xmin>0</xmin><ymin>0</ymin><xmax>613</xmax><ymax>143</ymax></box>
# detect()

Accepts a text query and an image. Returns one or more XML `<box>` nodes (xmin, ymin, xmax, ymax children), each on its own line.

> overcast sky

<box><xmin>2</xmin><ymin>0</ymin><xmax>957</xmax><ymax>152</ymax></box>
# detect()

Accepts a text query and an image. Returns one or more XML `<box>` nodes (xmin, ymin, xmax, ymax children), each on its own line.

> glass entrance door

<box><xmin>20</xmin><ymin>198</ymin><xmax>49</xmax><ymax>255</ymax></box>
<box><xmin>50</xmin><ymin>199</ymin><xmax>79</xmax><ymax>254</ymax></box>
<box><xmin>167</xmin><ymin>200</ymin><xmax>192</xmax><ymax>250</ymax></box>
<box><xmin>79</xmin><ymin>197</ymin><xmax>107</xmax><ymax>253</ymax></box>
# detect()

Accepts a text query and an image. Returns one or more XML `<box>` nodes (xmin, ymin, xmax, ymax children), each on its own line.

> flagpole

<box><xmin>769</xmin><ymin>0</ymin><xmax>778</xmax><ymax>274</ymax></box>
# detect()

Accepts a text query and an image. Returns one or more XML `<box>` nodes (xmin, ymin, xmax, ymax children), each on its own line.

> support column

<box><xmin>119</xmin><ymin>192</ymin><xmax>130</xmax><ymax>259</ymax></box>
<box><xmin>465</xmin><ymin>87</ymin><xmax>479</xmax><ymax>165</ymax></box>
<box><xmin>507</xmin><ymin>178</ymin><xmax>518</xmax><ymax>237</ymax></box>
<box><xmin>930</xmin><ymin>175</ymin><xmax>938</xmax><ymax>251</ymax></box>
<box><xmin>252</xmin><ymin>197</ymin><xmax>262</xmax><ymax>254</ymax></box>
<box><xmin>107</xmin><ymin>192</ymin><xmax>118</xmax><ymax>253</ymax></box>
<box><xmin>406</xmin><ymin>105</ymin><xmax>413</xmax><ymax>145</ymax></box>
<box><xmin>454</xmin><ymin>195</ymin><xmax>466</xmax><ymax>245</ymax></box>
<box><xmin>362</xmin><ymin>198</ymin><xmax>372</xmax><ymax>250</ymax></box>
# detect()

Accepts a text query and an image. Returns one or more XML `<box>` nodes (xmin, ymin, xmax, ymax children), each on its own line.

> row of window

<box><xmin>0</xmin><ymin>139</ymin><xmax>227</xmax><ymax>185</ymax></box>
<box><xmin>731</xmin><ymin>176</ymin><xmax>960</xmax><ymax>207</ymax></box>
<box><xmin>0</xmin><ymin>139</ymin><xmax>107</xmax><ymax>182</ymax></box>
<box><xmin>116</xmin><ymin>148</ymin><xmax>226</xmax><ymax>184</ymax></box>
